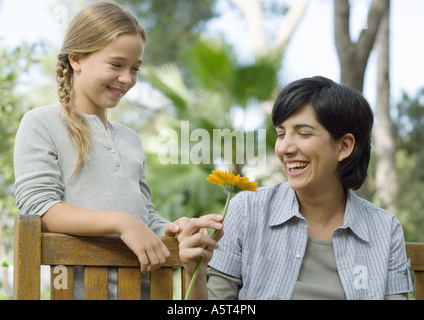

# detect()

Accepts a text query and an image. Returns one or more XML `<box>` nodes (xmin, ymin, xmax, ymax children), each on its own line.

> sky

<box><xmin>0</xmin><ymin>0</ymin><xmax>423</xmax><ymax>109</ymax></box>
<box><xmin>206</xmin><ymin>0</ymin><xmax>424</xmax><ymax>106</ymax></box>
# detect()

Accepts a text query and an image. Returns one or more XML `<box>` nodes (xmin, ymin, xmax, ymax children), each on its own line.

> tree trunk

<box><xmin>374</xmin><ymin>1</ymin><xmax>397</xmax><ymax>212</ymax></box>
<box><xmin>229</xmin><ymin>0</ymin><xmax>310</xmax><ymax>182</ymax></box>
<box><xmin>231</xmin><ymin>0</ymin><xmax>309</xmax><ymax>57</ymax></box>
<box><xmin>230</xmin><ymin>0</ymin><xmax>309</xmax><ymax>119</ymax></box>
<box><xmin>334</xmin><ymin>0</ymin><xmax>390</xmax><ymax>201</ymax></box>
<box><xmin>334</xmin><ymin>0</ymin><xmax>389</xmax><ymax>91</ymax></box>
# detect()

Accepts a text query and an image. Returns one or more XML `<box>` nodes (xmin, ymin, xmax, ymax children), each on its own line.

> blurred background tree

<box><xmin>0</xmin><ymin>43</ymin><xmax>41</xmax><ymax>298</ymax></box>
<box><xmin>394</xmin><ymin>89</ymin><xmax>424</xmax><ymax>241</ymax></box>
<box><xmin>140</xmin><ymin>37</ymin><xmax>283</xmax><ymax>220</ymax></box>
<box><xmin>334</xmin><ymin>0</ymin><xmax>396</xmax><ymax>209</ymax></box>
<box><xmin>117</xmin><ymin>0</ymin><xmax>217</xmax><ymax>65</ymax></box>
<box><xmin>111</xmin><ymin>0</ymin><xmax>308</xmax><ymax>220</ymax></box>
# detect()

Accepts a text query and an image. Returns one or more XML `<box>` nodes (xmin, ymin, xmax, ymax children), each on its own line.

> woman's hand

<box><xmin>178</xmin><ymin>214</ymin><xmax>224</xmax><ymax>277</ymax></box>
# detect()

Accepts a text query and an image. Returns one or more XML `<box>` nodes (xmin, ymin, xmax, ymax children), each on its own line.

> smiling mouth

<box><xmin>107</xmin><ymin>86</ymin><xmax>124</xmax><ymax>98</ymax></box>
<box><xmin>286</xmin><ymin>161</ymin><xmax>310</xmax><ymax>173</ymax></box>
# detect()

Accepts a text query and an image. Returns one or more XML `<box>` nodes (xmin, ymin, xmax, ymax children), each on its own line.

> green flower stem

<box><xmin>184</xmin><ymin>192</ymin><xmax>233</xmax><ymax>300</ymax></box>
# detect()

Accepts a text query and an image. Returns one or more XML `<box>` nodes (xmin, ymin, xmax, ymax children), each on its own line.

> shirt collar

<box><xmin>83</xmin><ymin>113</ymin><xmax>113</xmax><ymax>133</ymax></box>
<box><xmin>268</xmin><ymin>184</ymin><xmax>303</xmax><ymax>227</ymax></box>
<box><xmin>268</xmin><ymin>184</ymin><xmax>370</xmax><ymax>243</ymax></box>
<box><xmin>341</xmin><ymin>190</ymin><xmax>370</xmax><ymax>242</ymax></box>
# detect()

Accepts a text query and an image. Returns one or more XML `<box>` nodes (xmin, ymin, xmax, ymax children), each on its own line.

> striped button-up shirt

<box><xmin>209</xmin><ymin>182</ymin><xmax>412</xmax><ymax>300</ymax></box>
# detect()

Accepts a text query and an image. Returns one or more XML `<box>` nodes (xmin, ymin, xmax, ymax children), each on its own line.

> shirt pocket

<box><xmin>242</xmin><ymin>251</ymin><xmax>284</xmax><ymax>299</ymax></box>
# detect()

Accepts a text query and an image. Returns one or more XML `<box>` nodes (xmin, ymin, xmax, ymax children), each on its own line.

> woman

<box><xmin>179</xmin><ymin>76</ymin><xmax>412</xmax><ymax>300</ymax></box>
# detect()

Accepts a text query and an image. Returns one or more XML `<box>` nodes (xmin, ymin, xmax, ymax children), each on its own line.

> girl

<box><xmin>14</xmin><ymin>1</ymin><xmax>187</xmax><ymax>298</ymax></box>
<box><xmin>179</xmin><ymin>76</ymin><xmax>412</xmax><ymax>300</ymax></box>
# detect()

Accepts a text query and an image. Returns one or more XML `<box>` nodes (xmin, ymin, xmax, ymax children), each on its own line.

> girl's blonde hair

<box><xmin>55</xmin><ymin>1</ymin><xmax>147</xmax><ymax>177</ymax></box>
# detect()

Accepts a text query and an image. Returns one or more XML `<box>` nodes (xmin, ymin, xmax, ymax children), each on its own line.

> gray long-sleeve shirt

<box><xmin>14</xmin><ymin>105</ymin><xmax>169</xmax><ymax>235</ymax></box>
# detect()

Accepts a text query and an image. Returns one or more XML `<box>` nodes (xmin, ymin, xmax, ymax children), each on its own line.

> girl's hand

<box><xmin>40</xmin><ymin>205</ymin><xmax>171</xmax><ymax>273</ymax></box>
<box><xmin>119</xmin><ymin>217</ymin><xmax>170</xmax><ymax>273</ymax></box>
<box><xmin>164</xmin><ymin>216</ymin><xmax>191</xmax><ymax>239</ymax></box>
<box><xmin>178</xmin><ymin>214</ymin><xmax>224</xmax><ymax>277</ymax></box>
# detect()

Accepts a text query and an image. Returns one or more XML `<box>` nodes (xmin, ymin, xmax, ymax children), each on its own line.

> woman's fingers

<box><xmin>180</xmin><ymin>246</ymin><xmax>214</xmax><ymax>262</ymax></box>
<box><xmin>164</xmin><ymin>216</ymin><xmax>191</xmax><ymax>237</ymax></box>
<box><xmin>137</xmin><ymin>214</ymin><xmax>224</xmax><ymax>274</ymax></box>
<box><xmin>178</xmin><ymin>216</ymin><xmax>225</xmax><ymax>273</ymax></box>
<box><xmin>181</xmin><ymin>230</ymin><xmax>220</xmax><ymax>250</ymax></box>
<box><xmin>180</xmin><ymin>214</ymin><xmax>223</xmax><ymax>238</ymax></box>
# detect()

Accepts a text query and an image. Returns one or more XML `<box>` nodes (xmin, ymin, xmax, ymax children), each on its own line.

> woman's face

<box><xmin>274</xmin><ymin>104</ymin><xmax>350</xmax><ymax>196</ymax></box>
<box><xmin>69</xmin><ymin>34</ymin><xmax>144</xmax><ymax>118</ymax></box>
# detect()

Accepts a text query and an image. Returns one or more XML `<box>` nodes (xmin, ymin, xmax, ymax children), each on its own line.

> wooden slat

<box><xmin>13</xmin><ymin>215</ymin><xmax>41</xmax><ymax>300</ymax></box>
<box><xmin>406</xmin><ymin>243</ymin><xmax>424</xmax><ymax>300</ymax></box>
<box><xmin>50</xmin><ymin>266</ymin><xmax>74</xmax><ymax>300</ymax></box>
<box><xmin>415</xmin><ymin>271</ymin><xmax>424</xmax><ymax>300</ymax></box>
<box><xmin>406</xmin><ymin>242</ymin><xmax>424</xmax><ymax>271</ymax></box>
<box><xmin>117</xmin><ymin>267</ymin><xmax>141</xmax><ymax>300</ymax></box>
<box><xmin>14</xmin><ymin>214</ymin><xmax>186</xmax><ymax>300</ymax></box>
<box><xmin>414</xmin><ymin>271</ymin><xmax>424</xmax><ymax>300</ymax></box>
<box><xmin>41</xmin><ymin>233</ymin><xmax>181</xmax><ymax>267</ymax></box>
<box><xmin>151</xmin><ymin>268</ymin><xmax>173</xmax><ymax>300</ymax></box>
<box><xmin>181</xmin><ymin>268</ymin><xmax>187</xmax><ymax>299</ymax></box>
<box><xmin>84</xmin><ymin>267</ymin><xmax>108</xmax><ymax>300</ymax></box>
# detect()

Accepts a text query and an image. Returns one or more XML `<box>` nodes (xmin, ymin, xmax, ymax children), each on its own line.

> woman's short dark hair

<box><xmin>271</xmin><ymin>76</ymin><xmax>374</xmax><ymax>190</ymax></box>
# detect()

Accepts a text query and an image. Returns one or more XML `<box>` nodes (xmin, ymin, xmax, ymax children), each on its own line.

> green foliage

<box><xmin>0</xmin><ymin>43</ymin><xmax>40</xmax><ymax>299</ymax></box>
<box><xmin>396</xmin><ymin>89</ymin><xmax>424</xmax><ymax>178</ymax></box>
<box><xmin>136</xmin><ymin>36</ymin><xmax>283</xmax><ymax>220</ymax></box>
<box><xmin>106</xmin><ymin>1</ymin><xmax>287</xmax><ymax>220</ymax></box>
<box><xmin>142</xmin><ymin>63</ymin><xmax>190</xmax><ymax>111</ymax></box>
<box><xmin>0</xmin><ymin>43</ymin><xmax>39</xmax><ymax>192</ymax></box>
<box><xmin>181</xmin><ymin>38</ymin><xmax>236</xmax><ymax>92</ymax></box>
<box><xmin>394</xmin><ymin>89</ymin><xmax>424</xmax><ymax>241</ymax></box>
<box><xmin>116</xmin><ymin>0</ymin><xmax>216</xmax><ymax>65</ymax></box>
<box><xmin>395</xmin><ymin>150</ymin><xmax>424</xmax><ymax>241</ymax></box>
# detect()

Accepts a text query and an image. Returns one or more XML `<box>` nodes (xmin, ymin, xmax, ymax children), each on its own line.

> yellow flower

<box><xmin>185</xmin><ymin>170</ymin><xmax>257</xmax><ymax>300</ymax></box>
<box><xmin>206</xmin><ymin>170</ymin><xmax>258</xmax><ymax>194</ymax></box>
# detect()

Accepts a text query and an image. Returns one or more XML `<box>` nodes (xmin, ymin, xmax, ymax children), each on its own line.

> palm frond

<box><xmin>142</xmin><ymin>63</ymin><xmax>190</xmax><ymax>110</ymax></box>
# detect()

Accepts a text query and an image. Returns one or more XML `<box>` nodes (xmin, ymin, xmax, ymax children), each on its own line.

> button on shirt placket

<box><xmin>332</xmin><ymin>228</ymin><xmax>357</xmax><ymax>299</ymax></box>
<box><xmin>288</xmin><ymin>217</ymin><xmax>308</xmax><ymax>299</ymax></box>
<box><xmin>274</xmin><ymin>215</ymin><xmax>308</xmax><ymax>300</ymax></box>
<box><xmin>105</xmin><ymin>124</ymin><xmax>122</xmax><ymax>172</ymax></box>
<box><xmin>110</xmin><ymin>147</ymin><xmax>121</xmax><ymax>169</ymax></box>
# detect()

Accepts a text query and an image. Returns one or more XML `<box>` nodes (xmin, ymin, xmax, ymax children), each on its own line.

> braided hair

<box><xmin>54</xmin><ymin>1</ymin><xmax>147</xmax><ymax>177</ymax></box>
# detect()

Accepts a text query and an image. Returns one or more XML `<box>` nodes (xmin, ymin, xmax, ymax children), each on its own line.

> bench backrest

<box><xmin>13</xmin><ymin>214</ymin><xmax>184</xmax><ymax>300</ymax></box>
<box><xmin>13</xmin><ymin>214</ymin><xmax>424</xmax><ymax>300</ymax></box>
<box><xmin>406</xmin><ymin>242</ymin><xmax>424</xmax><ymax>300</ymax></box>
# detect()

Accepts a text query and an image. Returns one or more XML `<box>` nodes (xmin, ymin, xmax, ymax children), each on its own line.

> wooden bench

<box><xmin>406</xmin><ymin>242</ymin><xmax>424</xmax><ymax>300</ymax></box>
<box><xmin>13</xmin><ymin>214</ymin><xmax>185</xmax><ymax>300</ymax></box>
<box><xmin>13</xmin><ymin>214</ymin><xmax>424</xmax><ymax>300</ymax></box>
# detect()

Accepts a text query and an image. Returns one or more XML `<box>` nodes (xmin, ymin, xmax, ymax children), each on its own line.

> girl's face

<box><xmin>274</xmin><ymin>105</ymin><xmax>353</xmax><ymax>196</ymax></box>
<box><xmin>70</xmin><ymin>34</ymin><xmax>144</xmax><ymax>119</ymax></box>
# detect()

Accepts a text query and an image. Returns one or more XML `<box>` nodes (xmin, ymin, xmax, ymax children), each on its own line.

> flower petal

<box><xmin>206</xmin><ymin>170</ymin><xmax>257</xmax><ymax>193</ymax></box>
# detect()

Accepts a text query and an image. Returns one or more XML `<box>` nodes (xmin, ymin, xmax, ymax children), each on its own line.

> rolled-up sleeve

<box><xmin>14</xmin><ymin>113</ymin><xmax>64</xmax><ymax>216</ymax></box>
<box><xmin>385</xmin><ymin>217</ymin><xmax>413</xmax><ymax>295</ymax></box>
